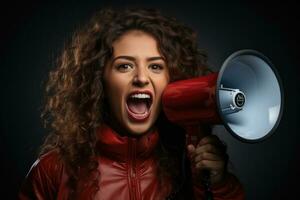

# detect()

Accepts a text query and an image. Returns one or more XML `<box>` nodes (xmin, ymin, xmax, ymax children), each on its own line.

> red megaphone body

<box><xmin>162</xmin><ymin>72</ymin><xmax>221</xmax><ymax>145</ymax></box>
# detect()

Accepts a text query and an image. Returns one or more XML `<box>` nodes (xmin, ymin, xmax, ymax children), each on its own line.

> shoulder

<box><xmin>19</xmin><ymin>149</ymin><xmax>66</xmax><ymax>199</ymax></box>
<box><xmin>30</xmin><ymin>149</ymin><xmax>63</xmax><ymax>170</ymax></box>
<box><xmin>26</xmin><ymin>149</ymin><xmax>65</xmax><ymax>185</ymax></box>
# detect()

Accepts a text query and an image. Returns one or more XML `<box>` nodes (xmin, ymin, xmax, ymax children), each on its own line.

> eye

<box><xmin>116</xmin><ymin>64</ymin><xmax>133</xmax><ymax>72</ymax></box>
<box><xmin>149</xmin><ymin>64</ymin><xmax>163</xmax><ymax>73</ymax></box>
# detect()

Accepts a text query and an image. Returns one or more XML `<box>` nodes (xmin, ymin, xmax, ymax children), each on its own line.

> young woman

<box><xmin>19</xmin><ymin>8</ymin><xmax>244</xmax><ymax>200</ymax></box>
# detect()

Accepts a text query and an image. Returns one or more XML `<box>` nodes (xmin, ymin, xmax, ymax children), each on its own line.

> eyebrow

<box><xmin>112</xmin><ymin>56</ymin><xmax>165</xmax><ymax>63</ymax></box>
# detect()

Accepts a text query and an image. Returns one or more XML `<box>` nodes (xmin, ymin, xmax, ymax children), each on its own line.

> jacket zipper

<box><xmin>129</xmin><ymin>139</ymin><xmax>140</xmax><ymax>200</ymax></box>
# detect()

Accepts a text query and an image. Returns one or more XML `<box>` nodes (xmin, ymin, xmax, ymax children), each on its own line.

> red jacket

<box><xmin>19</xmin><ymin>124</ymin><xmax>245</xmax><ymax>200</ymax></box>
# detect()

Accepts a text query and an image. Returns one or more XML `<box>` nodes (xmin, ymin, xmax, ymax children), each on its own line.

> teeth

<box><xmin>130</xmin><ymin>93</ymin><xmax>151</xmax><ymax>99</ymax></box>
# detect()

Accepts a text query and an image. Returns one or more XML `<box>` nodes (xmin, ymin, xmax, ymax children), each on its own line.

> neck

<box><xmin>103</xmin><ymin>117</ymin><xmax>156</xmax><ymax>138</ymax></box>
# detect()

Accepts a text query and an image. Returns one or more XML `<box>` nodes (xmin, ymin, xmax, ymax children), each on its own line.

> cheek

<box><xmin>152</xmin><ymin>77</ymin><xmax>169</xmax><ymax>109</ymax></box>
<box><xmin>156</xmin><ymin>76</ymin><xmax>169</xmax><ymax>94</ymax></box>
<box><xmin>104</xmin><ymin>78</ymin><xmax>125</xmax><ymax>110</ymax></box>
<box><xmin>107</xmin><ymin>84</ymin><xmax>123</xmax><ymax>105</ymax></box>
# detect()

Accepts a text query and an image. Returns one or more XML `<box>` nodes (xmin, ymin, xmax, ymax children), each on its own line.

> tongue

<box><xmin>127</xmin><ymin>99</ymin><xmax>148</xmax><ymax>114</ymax></box>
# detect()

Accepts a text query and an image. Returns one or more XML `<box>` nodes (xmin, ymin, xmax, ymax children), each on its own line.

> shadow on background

<box><xmin>1</xmin><ymin>0</ymin><xmax>299</xmax><ymax>199</ymax></box>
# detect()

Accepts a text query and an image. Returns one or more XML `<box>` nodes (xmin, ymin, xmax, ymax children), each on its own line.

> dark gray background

<box><xmin>1</xmin><ymin>0</ymin><xmax>299</xmax><ymax>199</ymax></box>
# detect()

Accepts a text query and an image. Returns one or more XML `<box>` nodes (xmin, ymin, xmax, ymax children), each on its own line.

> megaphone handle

<box><xmin>202</xmin><ymin>170</ymin><xmax>214</xmax><ymax>200</ymax></box>
<box><xmin>185</xmin><ymin>125</ymin><xmax>214</xmax><ymax>200</ymax></box>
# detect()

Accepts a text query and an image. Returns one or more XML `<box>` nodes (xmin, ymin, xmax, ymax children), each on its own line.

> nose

<box><xmin>133</xmin><ymin>67</ymin><xmax>149</xmax><ymax>87</ymax></box>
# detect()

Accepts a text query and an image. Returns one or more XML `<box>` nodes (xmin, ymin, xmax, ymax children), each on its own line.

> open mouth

<box><xmin>126</xmin><ymin>92</ymin><xmax>153</xmax><ymax>122</ymax></box>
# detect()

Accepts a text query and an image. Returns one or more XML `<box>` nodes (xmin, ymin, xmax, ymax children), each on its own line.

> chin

<box><xmin>126</xmin><ymin>121</ymin><xmax>153</xmax><ymax>136</ymax></box>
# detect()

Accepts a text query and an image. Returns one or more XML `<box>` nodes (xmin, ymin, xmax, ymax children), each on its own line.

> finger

<box><xmin>194</xmin><ymin>160</ymin><xmax>225</xmax><ymax>171</ymax></box>
<box><xmin>194</xmin><ymin>145</ymin><xmax>228</xmax><ymax>163</ymax></box>
<box><xmin>198</xmin><ymin>135</ymin><xmax>221</xmax><ymax>146</ymax></box>
<box><xmin>187</xmin><ymin>144</ymin><xmax>196</xmax><ymax>157</ymax></box>
<box><xmin>198</xmin><ymin>136</ymin><xmax>227</xmax><ymax>154</ymax></box>
<box><xmin>194</xmin><ymin>152</ymin><xmax>223</xmax><ymax>163</ymax></box>
<box><xmin>194</xmin><ymin>143</ymin><xmax>220</xmax><ymax>156</ymax></box>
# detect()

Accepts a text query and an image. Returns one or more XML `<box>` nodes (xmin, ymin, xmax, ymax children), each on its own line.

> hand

<box><xmin>187</xmin><ymin>134</ymin><xmax>228</xmax><ymax>186</ymax></box>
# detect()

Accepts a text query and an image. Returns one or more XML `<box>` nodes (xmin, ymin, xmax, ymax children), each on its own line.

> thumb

<box><xmin>187</xmin><ymin>144</ymin><xmax>195</xmax><ymax>155</ymax></box>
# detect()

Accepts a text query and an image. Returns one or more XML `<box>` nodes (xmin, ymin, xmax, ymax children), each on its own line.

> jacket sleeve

<box><xmin>19</xmin><ymin>151</ymin><xmax>64</xmax><ymax>200</ymax></box>
<box><xmin>193</xmin><ymin>173</ymin><xmax>245</xmax><ymax>200</ymax></box>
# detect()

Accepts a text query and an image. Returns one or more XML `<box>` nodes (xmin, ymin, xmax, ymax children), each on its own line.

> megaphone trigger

<box><xmin>185</xmin><ymin>125</ymin><xmax>206</xmax><ymax>147</ymax></box>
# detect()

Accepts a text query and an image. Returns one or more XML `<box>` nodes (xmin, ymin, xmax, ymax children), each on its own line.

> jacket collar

<box><xmin>95</xmin><ymin>124</ymin><xmax>159</xmax><ymax>162</ymax></box>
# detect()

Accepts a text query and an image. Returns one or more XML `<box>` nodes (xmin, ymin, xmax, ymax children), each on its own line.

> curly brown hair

<box><xmin>40</xmin><ymin>7</ymin><xmax>209</xmax><ymax>197</ymax></box>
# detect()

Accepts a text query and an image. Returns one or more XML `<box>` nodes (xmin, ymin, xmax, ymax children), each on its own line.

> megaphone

<box><xmin>162</xmin><ymin>49</ymin><xmax>284</xmax><ymax>144</ymax></box>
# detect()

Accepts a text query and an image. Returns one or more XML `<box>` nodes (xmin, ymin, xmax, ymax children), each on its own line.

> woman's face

<box><xmin>104</xmin><ymin>30</ymin><xmax>169</xmax><ymax>136</ymax></box>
